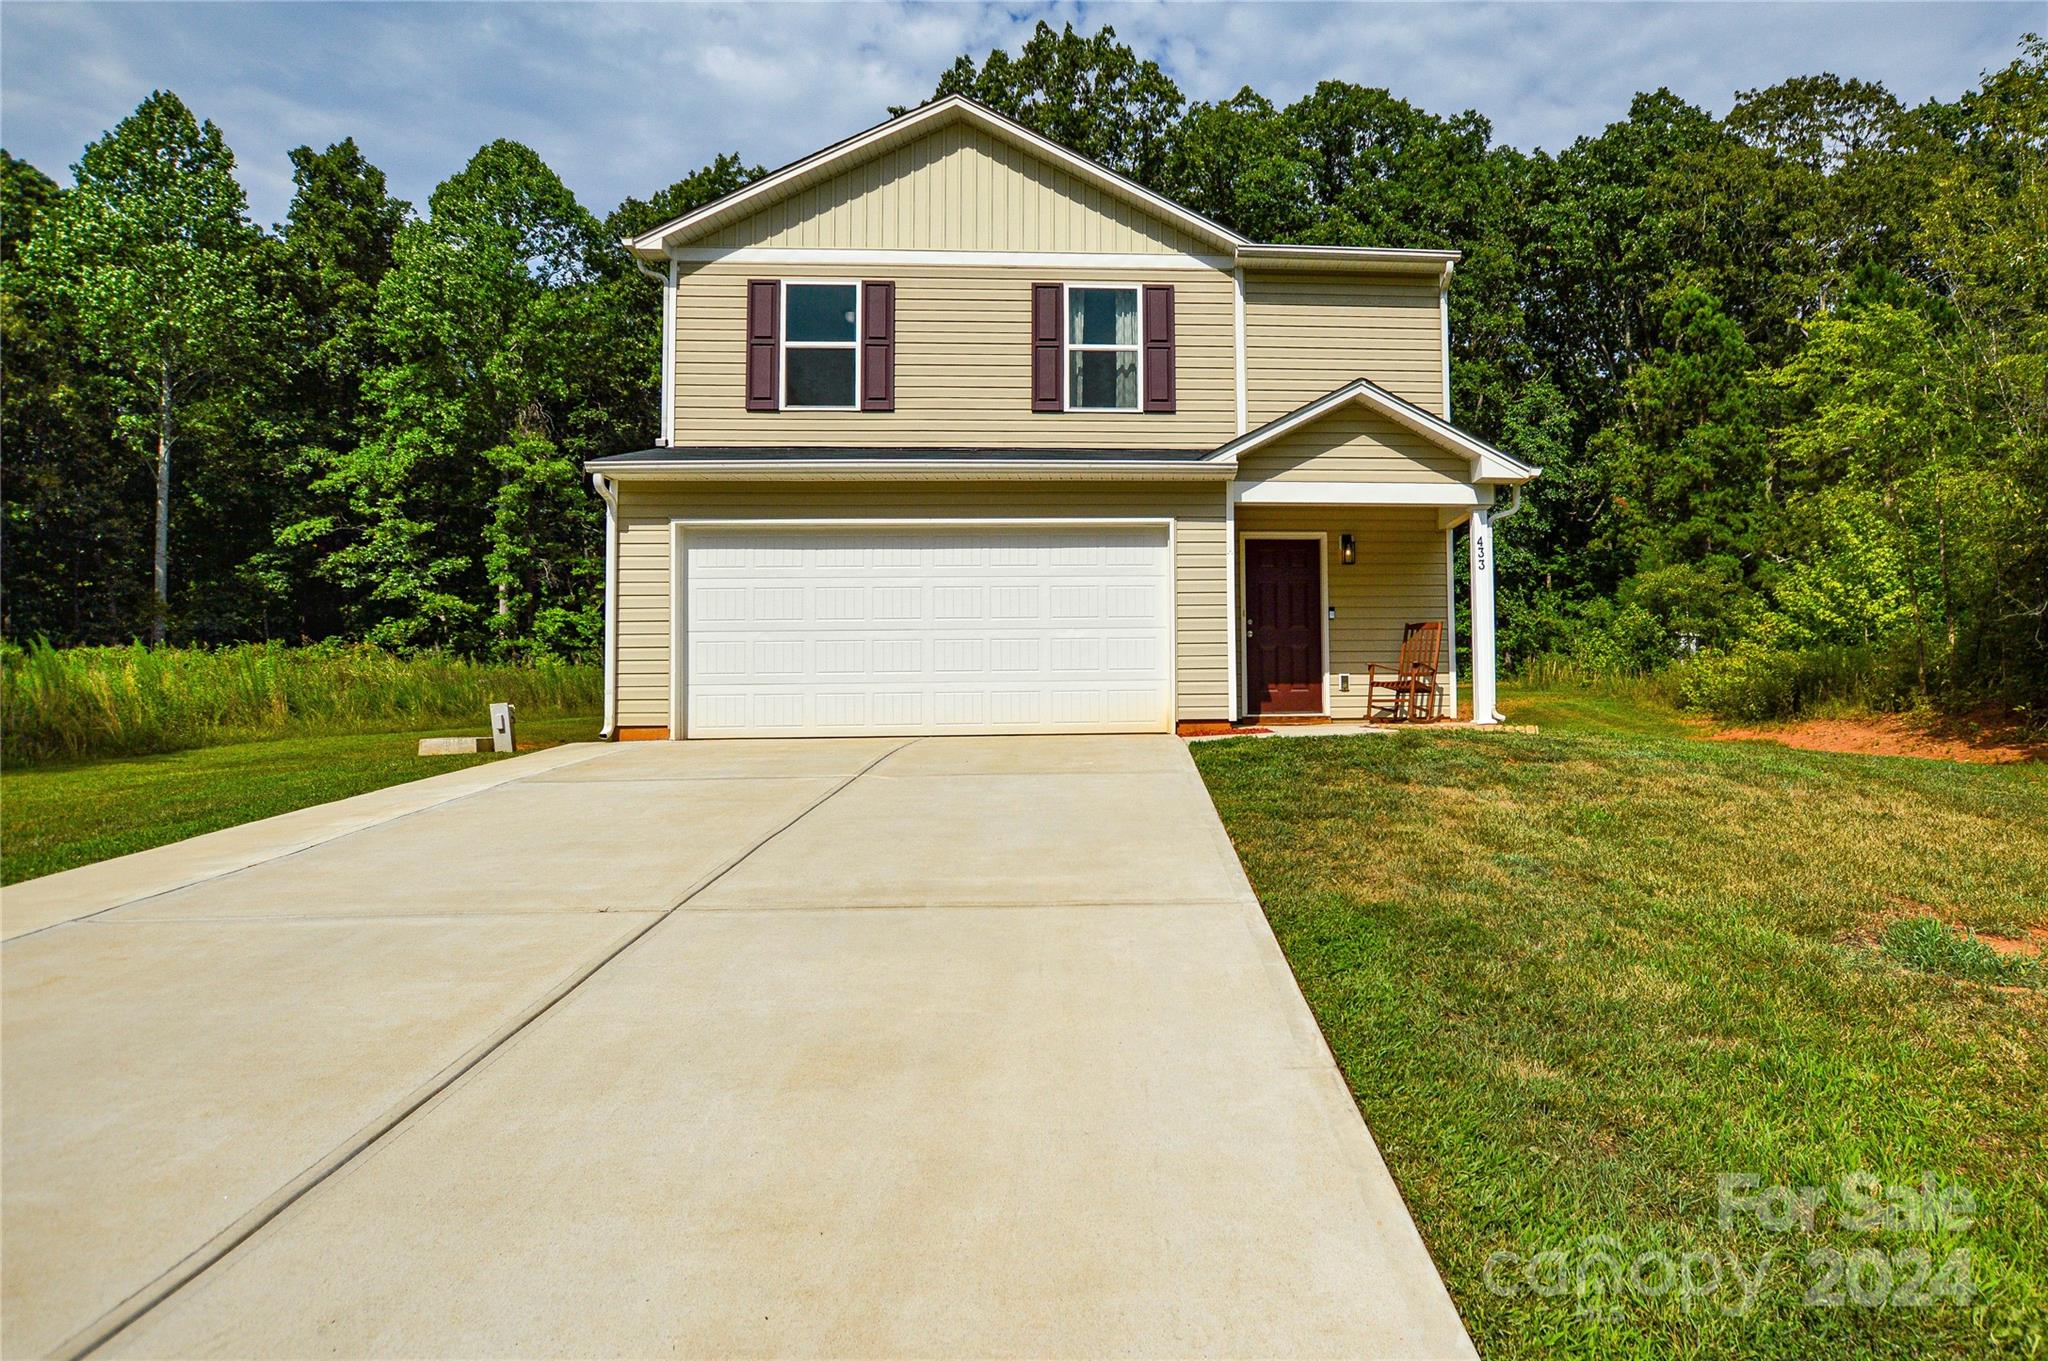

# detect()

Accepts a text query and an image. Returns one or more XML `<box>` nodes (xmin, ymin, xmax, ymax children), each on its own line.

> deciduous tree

<box><xmin>19</xmin><ymin>92</ymin><xmax>278</xmax><ymax>644</ymax></box>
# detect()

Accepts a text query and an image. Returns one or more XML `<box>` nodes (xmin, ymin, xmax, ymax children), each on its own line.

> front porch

<box><xmin>1225</xmin><ymin>497</ymin><xmax>1510</xmax><ymax>726</ymax></box>
<box><xmin>1212</xmin><ymin>377</ymin><xmax>1531</xmax><ymax>727</ymax></box>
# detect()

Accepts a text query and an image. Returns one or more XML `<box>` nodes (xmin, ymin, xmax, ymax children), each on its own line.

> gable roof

<box><xmin>627</xmin><ymin>95</ymin><xmax>1245</xmax><ymax>259</ymax></box>
<box><xmin>1212</xmin><ymin>379</ymin><xmax>1540</xmax><ymax>484</ymax></box>
<box><xmin>625</xmin><ymin>97</ymin><xmax>1460</xmax><ymax>275</ymax></box>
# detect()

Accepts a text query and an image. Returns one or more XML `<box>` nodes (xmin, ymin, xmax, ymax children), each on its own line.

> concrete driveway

<box><xmin>2</xmin><ymin>736</ymin><xmax>1473</xmax><ymax>1359</ymax></box>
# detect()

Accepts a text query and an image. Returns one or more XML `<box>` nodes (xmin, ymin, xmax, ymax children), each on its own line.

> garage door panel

<box><xmin>683</xmin><ymin>525</ymin><xmax>1172</xmax><ymax>737</ymax></box>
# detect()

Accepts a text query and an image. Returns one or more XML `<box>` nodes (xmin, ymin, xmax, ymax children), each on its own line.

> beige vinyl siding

<box><xmin>1236</xmin><ymin>405</ymin><xmax>1472</xmax><ymax>487</ymax></box>
<box><xmin>673</xmin><ymin>262</ymin><xmax>1236</xmax><ymax>447</ymax></box>
<box><xmin>1244</xmin><ymin>271</ymin><xmax>1444</xmax><ymax>423</ymax></box>
<box><xmin>1238</xmin><ymin>506</ymin><xmax>1452</xmax><ymax>719</ymax></box>
<box><xmin>613</xmin><ymin>480</ymin><xmax>1230</xmax><ymax>728</ymax></box>
<box><xmin>700</xmin><ymin>121</ymin><xmax>1211</xmax><ymax>256</ymax></box>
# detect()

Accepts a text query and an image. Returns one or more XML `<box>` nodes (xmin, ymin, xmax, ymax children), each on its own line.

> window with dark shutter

<box><xmin>1031</xmin><ymin>282</ymin><xmax>1063</xmax><ymax>411</ymax></box>
<box><xmin>745</xmin><ymin>279</ymin><xmax>779</xmax><ymax>411</ymax></box>
<box><xmin>1142</xmin><ymin>284</ymin><xmax>1175</xmax><ymax>413</ymax></box>
<box><xmin>861</xmin><ymin>280</ymin><xmax>894</xmax><ymax>411</ymax></box>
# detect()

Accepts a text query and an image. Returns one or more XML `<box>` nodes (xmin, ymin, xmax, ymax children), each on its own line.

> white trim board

<box><xmin>1223</xmin><ymin>491</ymin><xmax>1238</xmax><ymax>721</ymax></box>
<box><xmin>668</xmin><ymin>247</ymin><xmax>1234</xmax><ymax>272</ymax></box>
<box><xmin>1233</xmin><ymin>481</ymin><xmax>1492</xmax><ymax>507</ymax></box>
<box><xmin>1444</xmin><ymin>527</ymin><xmax>1460</xmax><ymax>719</ymax></box>
<box><xmin>1236</xmin><ymin>531</ymin><xmax>1333</xmax><ymax>719</ymax></box>
<box><xmin>667</xmin><ymin>516</ymin><xmax>1179</xmax><ymax>739</ymax></box>
<box><xmin>1232</xmin><ymin>266</ymin><xmax>1248</xmax><ymax>437</ymax></box>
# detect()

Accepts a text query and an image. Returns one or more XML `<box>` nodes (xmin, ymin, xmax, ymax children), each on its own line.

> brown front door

<box><xmin>1244</xmin><ymin>538</ymin><xmax>1324</xmax><ymax>715</ymax></box>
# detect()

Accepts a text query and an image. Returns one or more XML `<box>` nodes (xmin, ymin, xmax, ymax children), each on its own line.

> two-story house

<box><xmin>587</xmin><ymin>96</ymin><xmax>1537</xmax><ymax>740</ymax></box>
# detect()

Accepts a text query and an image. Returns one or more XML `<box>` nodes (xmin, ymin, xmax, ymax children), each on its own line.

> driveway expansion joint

<box><xmin>2</xmin><ymin>743</ymin><xmax>616</xmax><ymax>944</ymax></box>
<box><xmin>15</xmin><ymin>735</ymin><xmax>1473</xmax><ymax>1360</ymax></box>
<box><xmin>56</xmin><ymin>737</ymin><xmax>917</xmax><ymax>1361</ymax></box>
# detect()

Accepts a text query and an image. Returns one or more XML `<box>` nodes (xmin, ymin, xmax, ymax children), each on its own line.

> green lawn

<box><xmin>1</xmin><ymin>715</ymin><xmax>601</xmax><ymax>885</ymax></box>
<box><xmin>1193</xmin><ymin>688</ymin><xmax>2046</xmax><ymax>1358</ymax></box>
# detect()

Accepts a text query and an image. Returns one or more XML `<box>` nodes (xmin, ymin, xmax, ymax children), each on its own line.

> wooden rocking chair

<box><xmin>1365</xmin><ymin>621</ymin><xmax>1445</xmax><ymax>723</ymax></box>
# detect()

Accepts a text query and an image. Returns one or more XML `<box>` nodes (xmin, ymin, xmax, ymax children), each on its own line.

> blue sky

<box><xmin>2</xmin><ymin>2</ymin><xmax>2035</xmax><ymax>227</ymax></box>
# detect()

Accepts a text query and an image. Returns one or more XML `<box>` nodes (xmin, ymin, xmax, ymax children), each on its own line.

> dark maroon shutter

<box><xmin>1142</xmin><ymin>284</ymin><xmax>1176</xmax><ymax>413</ymax></box>
<box><xmin>1031</xmin><ymin>282</ymin><xmax>1063</xmax><ymax>412</ymax></box>
<box><xmin>745</xmin><ymin>279</ymin><xmax>779</xmax><ymax>411</ymax></box>
<box><xmin>861</xmin><ymin>280</ymin><xmax>894</xmax><ymax>411</ymax></box>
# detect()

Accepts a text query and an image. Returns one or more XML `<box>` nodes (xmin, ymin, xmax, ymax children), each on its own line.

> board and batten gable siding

<box><xmin>1243</xmin><ymin>270</ymin><xmax>1445</xmax><ymax>423</ymax></box>
<box><xmin>1238</xmin><ymin>505</ymin><xmax>1453</xmax><ymax>719</ymax></box>
<box><xmin>672</xmin><ymin>262</ymin><xmax>1236</xmax><ymax>447</ymax></box>
<box><xmin>612</xmin><ymin>480</ymin><xmax>1231</xmax><ymax>729</ymax></box>
<box><xmin>696</xmin><ymin>120</ymin><xmax>1214</xmax><ymax>257</ymax></box>
<box><xmin>1234</xmin><ymin>404</ymin><xmax>1473</xmax><ymax>487</ymax></box>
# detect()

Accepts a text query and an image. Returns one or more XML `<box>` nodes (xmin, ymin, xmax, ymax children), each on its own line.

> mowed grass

<box><xmin>1</xmin><ymin>715</ymin><xmax>600</xmax><ymax>885</ymax></box>
<box><xmin>1192</xmin><ymin>695</ymin><xmax>2046</xmax><ymax>1358</ymax></box>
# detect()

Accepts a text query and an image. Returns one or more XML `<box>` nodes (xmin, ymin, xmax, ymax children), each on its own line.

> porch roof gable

<box><xmin>1214</xmin><ymin>379</ymin><xmax>1540</xmax><ymax>485</ymax></box>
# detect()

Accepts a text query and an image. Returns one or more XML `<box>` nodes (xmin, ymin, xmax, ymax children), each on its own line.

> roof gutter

<box><xmin>1233</xmin><ymin>243</ymin><xmax>1462</xmax><ymax>274</ymax></box>
<box><xmin>581</xmin><ymin>458</ymin><xmax>1238</xmax><ymax>481</ymax></box>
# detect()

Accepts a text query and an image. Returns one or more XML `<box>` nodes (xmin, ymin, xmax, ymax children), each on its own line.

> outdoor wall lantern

<box><xmin>1340</xmin><ymin>533</ymin><xmax>1356</xmax><ymax>565</ymax></box>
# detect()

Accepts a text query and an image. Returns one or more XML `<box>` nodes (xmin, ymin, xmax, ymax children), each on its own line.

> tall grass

<box><xmin>1666</xmin><ymin>643</ymin><xmax>1914</xmax><ymax>721</ymax></box>
<box><xmin>2</xmin><ymin>641</ymin><xmax>601</xmax><ymax>764</ymax></box>
<box><xmin>1512</xmin><ymin>653</ymin><xmax>1682</xmax><ymax>703</ymax></box>
<box><xmin>1515</xmin><ymin>645</ymin><xmax>1917</xmax><ymax>723</ymax></box>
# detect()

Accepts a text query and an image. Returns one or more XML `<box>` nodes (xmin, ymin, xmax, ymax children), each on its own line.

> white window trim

<box><xmin>779</xmin><ymin>279</ymin><xmax>861</xmax><ymax>412</ymax></box>
<box><xmin>1061</xmin><ymin>282</ymin><xmax>1142</xmax><ymax>413</ymax></box>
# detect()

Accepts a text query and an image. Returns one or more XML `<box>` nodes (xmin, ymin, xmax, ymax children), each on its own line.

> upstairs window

<box><xmin>782</xmin><ymin>282</ymin><xmax>859</xmax><ymax>409</ymax></box>
<box><xmin>1065</xmin><ymin>285</ymin><xmax>1139</xmax><ymax>411</ymax></box>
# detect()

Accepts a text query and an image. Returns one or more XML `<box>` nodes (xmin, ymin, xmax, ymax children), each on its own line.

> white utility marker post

<box><xmin>490</xmin><ymin>702</ymin><xmax>517</xmax><ymax>753</ymax></box>
<box><xmin>1468</xmin><ymin>509</ymin><xmax>1498</xmax><ymax>724</ymax></box>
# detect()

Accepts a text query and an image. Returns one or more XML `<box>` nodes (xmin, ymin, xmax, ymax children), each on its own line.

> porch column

<box><xmin>1468</xmin><ymin>508</ymin><xmax>1498</xmax><ymax>724</ymax></box>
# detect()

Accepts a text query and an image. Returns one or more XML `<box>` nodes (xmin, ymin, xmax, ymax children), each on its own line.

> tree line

<box><xmin>4</xmin><ymin>24</ymin><xmax>2042</xmax><ymax>713</ymax></box>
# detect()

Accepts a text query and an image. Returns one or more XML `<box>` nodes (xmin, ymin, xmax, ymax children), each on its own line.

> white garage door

<box><xmin>683</xmin><ymin>524</ymin><xmax>1173</xmax><ymax>737</ymax></box>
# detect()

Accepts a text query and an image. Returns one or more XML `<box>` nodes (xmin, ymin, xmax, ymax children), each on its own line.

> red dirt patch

<box><xmin>1977</xmin><ymin>925</ymin><xmax>2048</xmax><ymax>959</ymax></box>
<box><xmin>1713</xmin><ymin>712</ymin><xmax>2045</xmax><ymax>764</ymax></box>
<box><xmin>1842</xmin><ymin>908</ymin><xmax>2047</xmax><ymax>961</ymax></box>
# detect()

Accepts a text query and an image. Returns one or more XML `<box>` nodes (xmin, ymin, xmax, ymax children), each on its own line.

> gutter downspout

<box><xmin>592</xmin><ymin>472</ymin><xmax>620</xmax><ymax>739</ymax></box>
<box><xmin>625</xmin><ymin>247</ymin><xmax>674</xmax><ymax>447</ymax></box>
<box><xmin>1439</xmin><ymin>261</ymin><xmax>1454</xmax><ymax>422</ymax></box>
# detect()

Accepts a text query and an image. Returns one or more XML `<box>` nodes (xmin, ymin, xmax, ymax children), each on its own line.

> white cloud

<box><xmin>2</xmin><ymin>1</ymin><xmax>2033</xmax><ymax>227</ymax></box>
